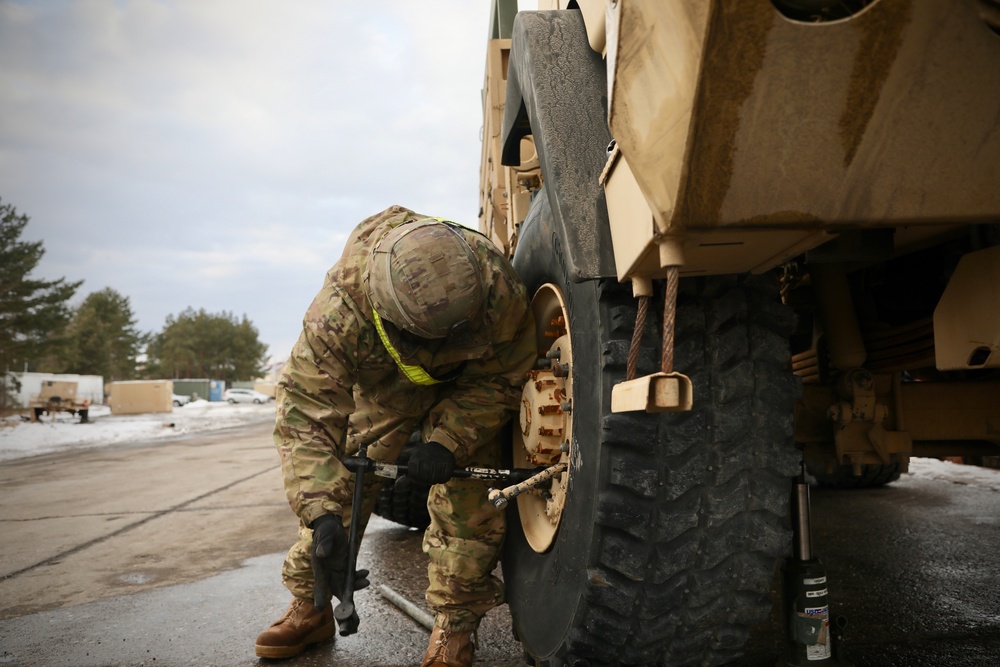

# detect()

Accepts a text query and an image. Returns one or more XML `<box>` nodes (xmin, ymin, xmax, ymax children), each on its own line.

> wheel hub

<box><xmin>515</xmin><ymin>283</ymin><xmax>572</xmax><ymax>553</ymax></box>
<box><xmin>519</xmin><ymin>363</ymin><xmax>568</xmax><ymax>467</ymax></box>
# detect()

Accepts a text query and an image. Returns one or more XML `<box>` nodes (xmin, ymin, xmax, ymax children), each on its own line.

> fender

<box><xmin>500</xmin><ymin>10</ymin><xmax>617</xmax><ymax>282</ymax></box>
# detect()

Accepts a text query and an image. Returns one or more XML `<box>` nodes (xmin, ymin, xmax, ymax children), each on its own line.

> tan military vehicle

<box><xmin>476</xmin><ymin>0</ymin><xmax>1000</xmax><ymax>665</ymax></box>
<box><xmin>28</xmin><ymin>380</ymin><xmax>90</xmax><ymax>423</ymax></box>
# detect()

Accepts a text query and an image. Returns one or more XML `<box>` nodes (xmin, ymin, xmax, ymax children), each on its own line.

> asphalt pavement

<box><xmin>1</xmin><ymin>422</ymin><xmax>997</xmax><ymax>666</ymax></box>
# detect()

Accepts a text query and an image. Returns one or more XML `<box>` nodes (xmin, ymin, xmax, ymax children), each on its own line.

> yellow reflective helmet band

<box><xmin>371</xmin><ymin>308</ymin><xmax>442</xmax><ymax>386</ymax></box>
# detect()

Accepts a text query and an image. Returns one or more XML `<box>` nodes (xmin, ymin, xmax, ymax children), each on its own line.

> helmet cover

<box><xmin>365</xmin><ymin>220</ymin><xmax>484</xmax><ymax>339</ymax></box>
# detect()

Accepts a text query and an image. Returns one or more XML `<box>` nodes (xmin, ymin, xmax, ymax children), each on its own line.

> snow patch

<box><xmin>905</xmin><ymin>456</ymin><xmax>1000</xmax><ymax>492</ymax></box>
<box><xmin>0</xmin><ymin>400</ymin><xmax>275</xmax><ymax>462</ymax></box>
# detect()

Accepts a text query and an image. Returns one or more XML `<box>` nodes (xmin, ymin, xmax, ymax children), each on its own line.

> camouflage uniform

<box><xmin>274</xmin><ymin>205</ymin><xmax>537</xmax><ymax>631</ymax></box>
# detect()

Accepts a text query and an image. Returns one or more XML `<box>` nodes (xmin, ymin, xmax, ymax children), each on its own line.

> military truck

<box><xmin>471</xmin><ymin>1</ymin><xmax>1000</xmax><ymax>665</ymax></box>
<box><xmin>28</xmin><ymin>380</ymin><xmax>90</xmax><ymax>423</ymax></box>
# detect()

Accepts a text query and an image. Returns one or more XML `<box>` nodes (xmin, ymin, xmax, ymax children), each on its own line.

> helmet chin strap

<box><xmin>370</xmin><ymin>308</ymin><xmax>443</xmax><ymax>386</ymax></box>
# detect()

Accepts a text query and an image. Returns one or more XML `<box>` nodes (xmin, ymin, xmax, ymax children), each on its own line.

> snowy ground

<box><xmin>0</xmin><ymin>403</ymin><xmax>998</xmax><ymax>492</ymax></box>
<box><xmin>906</xmin><ymin>455</ymin><xmax>1000</xmax><ymax>492</ymax></box>
<box><xmin>0</xmin><ymin>400</ymin><xmax>277</xmax><ymax>462</ymax></box>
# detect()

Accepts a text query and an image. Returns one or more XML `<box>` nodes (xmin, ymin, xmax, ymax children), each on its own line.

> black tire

<box><xmin>502</xmin><ymin>12</ymin><xmax>800</xmax><ymax>667</ymax></box>
<box><xmin>507</xmin><ymin>194</ymin><xmax>801</xmax><ymax>667</ymax></box>
<box><xmin>374</xmin><ymin>476</ymin><xmax>431</xmax><ymax>530</ymax></box>
<box><xmin>373</xmin><ymin>444</ymin><xmax>431</xmax><ymax>530</ymax></box>
<box><xmin>810</xmin><ymin>462</ymin><xmax>902</xmax><ymax>488</ymax></box>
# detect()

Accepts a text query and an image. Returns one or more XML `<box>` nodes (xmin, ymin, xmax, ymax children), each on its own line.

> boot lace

<box><xmin>425</xmin><ymin>628</ymin><xmax>477</xmax><ymax>666</ymax></box>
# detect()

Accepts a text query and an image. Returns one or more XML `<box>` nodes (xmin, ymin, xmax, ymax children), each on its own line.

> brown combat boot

<box><xmin>254</xmin><ymin>597</ymin><xmax>335</xmax><ymax>659</ymax></box>
<box><xmin>420</xmin><ymin>626</ymin><xmax>476</xmax><ymax>667</ymax></box>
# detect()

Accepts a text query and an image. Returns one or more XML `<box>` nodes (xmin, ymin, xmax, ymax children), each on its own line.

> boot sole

<box><xmin>254</xmin><ymin>619</ymin><xmax>336</xmax><ymax>659</ymax></box>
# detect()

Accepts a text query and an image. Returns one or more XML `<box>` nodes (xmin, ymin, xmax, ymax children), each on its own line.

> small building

<box><xmin>231</xmin><ymin>381</ymin><xmax>277</xmax><ymax>398</ymax></box>
<box><xmin>254</xmin><ymin>382</ymin><xmax>277</xmax><ymax>398</ymax></box>
<box><xmin>109</xmin><ymin>380</ymin><xmax>173</xmax><ymax>415</ymax></box>
<box><xmin>171</xmin><ymin>378</ymin><xmax>224</xmax><ymax>402</ymax></box>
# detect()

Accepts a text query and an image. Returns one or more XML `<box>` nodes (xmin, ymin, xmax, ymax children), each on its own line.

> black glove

<box><xmin>310</xmin><ymin>514</ymin><xmax>370</xmax><ymax>611</ymax></box>
<box><xmin>406</xmin><ymin>441</ymin><xmax>456</xmax><ymax>485</ymax></box>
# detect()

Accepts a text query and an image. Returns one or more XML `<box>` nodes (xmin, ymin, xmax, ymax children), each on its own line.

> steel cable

<box><xmin>662</xmin><ymin>266</ymin><xmax>679</xmax><ymax>374</ymax></box>
<box><xmin>627</xmin><ymin>295</ymin><xmax>649</xmax><ymax>381</ymax></box>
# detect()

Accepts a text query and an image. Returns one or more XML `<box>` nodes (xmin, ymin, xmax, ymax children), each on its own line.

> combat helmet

<box><xmin>364</xmin><ymin>219</ymin><xmax>484</xmax><ymax>339</ymax></box>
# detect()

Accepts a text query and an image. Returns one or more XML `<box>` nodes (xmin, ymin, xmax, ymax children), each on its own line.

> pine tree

<box><xmin>0</xmin><ymin>198</ymin><xmax>82</xmax><ymax>409</ymax></box>
<box><xmin>61</xmin><ymin>288</ymin><xmax>146</xmax><ymax>381</ymax></box>
<box><xmin>146</xmin><ymin>308</ymin><xmax>268</xmax><ymax>383</ymax></box>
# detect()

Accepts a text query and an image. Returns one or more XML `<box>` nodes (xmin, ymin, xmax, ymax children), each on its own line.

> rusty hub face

<box><xmin>514</xmin><ymin>283</ymin><xmax>572</xmax><ymax>553</ymax></box>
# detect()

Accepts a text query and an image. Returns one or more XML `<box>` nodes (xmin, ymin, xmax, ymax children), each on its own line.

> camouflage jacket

<box><xmin>275</xmin><ymin>205</ymin><xmax>537</xmax><ymax>525</ymax></box>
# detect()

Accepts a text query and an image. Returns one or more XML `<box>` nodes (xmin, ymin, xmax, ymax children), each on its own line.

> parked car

<box><xmin>172</xmin><ymin>394</ymin><xmax>191</xmax><ymax>407</ymax></box>
<box><xmin>223</xmin><ymin>388</ymin><xmax>272</xmax><ymax>404</ymax></box>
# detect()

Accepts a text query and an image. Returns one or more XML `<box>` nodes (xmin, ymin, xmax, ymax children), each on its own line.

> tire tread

<box><xmin>560</xmin><ymin>275</ymin><xmax>799</xmax><ymax>667</ymax></box>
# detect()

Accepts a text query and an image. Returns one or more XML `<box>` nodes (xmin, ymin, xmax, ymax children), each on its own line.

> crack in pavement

<box><xmin>0</xmin><ymin>501</ymin><xmax>289</xmax><ymax>522</ymax></box>
<box><xmin>0</xmin><ymin>464</ymin><xmax>280</xmax><ymax>581</ymax></box>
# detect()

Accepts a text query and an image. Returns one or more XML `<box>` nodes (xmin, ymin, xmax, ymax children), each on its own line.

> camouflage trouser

<box><xmin>281</xmin><ymin>382</ymin><xmax>506</xmax><ymax>632</ymax></box>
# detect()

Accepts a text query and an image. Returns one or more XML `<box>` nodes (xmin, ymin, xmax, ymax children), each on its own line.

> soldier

<box><xmin>255</xmin><ymin>205</ymin><xmax>537</xmax><ymax>667</ymax></box>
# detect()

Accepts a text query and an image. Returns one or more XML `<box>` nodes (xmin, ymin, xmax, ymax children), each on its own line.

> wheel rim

<box><xmin>515</xmin><ymin>282</ymin><xmax>573</xmax><ymax>553</ymax></box>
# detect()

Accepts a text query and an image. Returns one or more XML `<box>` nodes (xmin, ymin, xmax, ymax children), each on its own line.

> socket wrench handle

<box><xmin>334</xmin><ymin>444</ymin><xmax>368</xmax><ymax>636</ymax></box>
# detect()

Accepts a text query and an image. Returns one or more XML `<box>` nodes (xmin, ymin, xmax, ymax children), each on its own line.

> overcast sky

<box><xmin>1</xmin><ymin>0</ymin><xmax>526</xmax><ymax>365</ymax></box>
